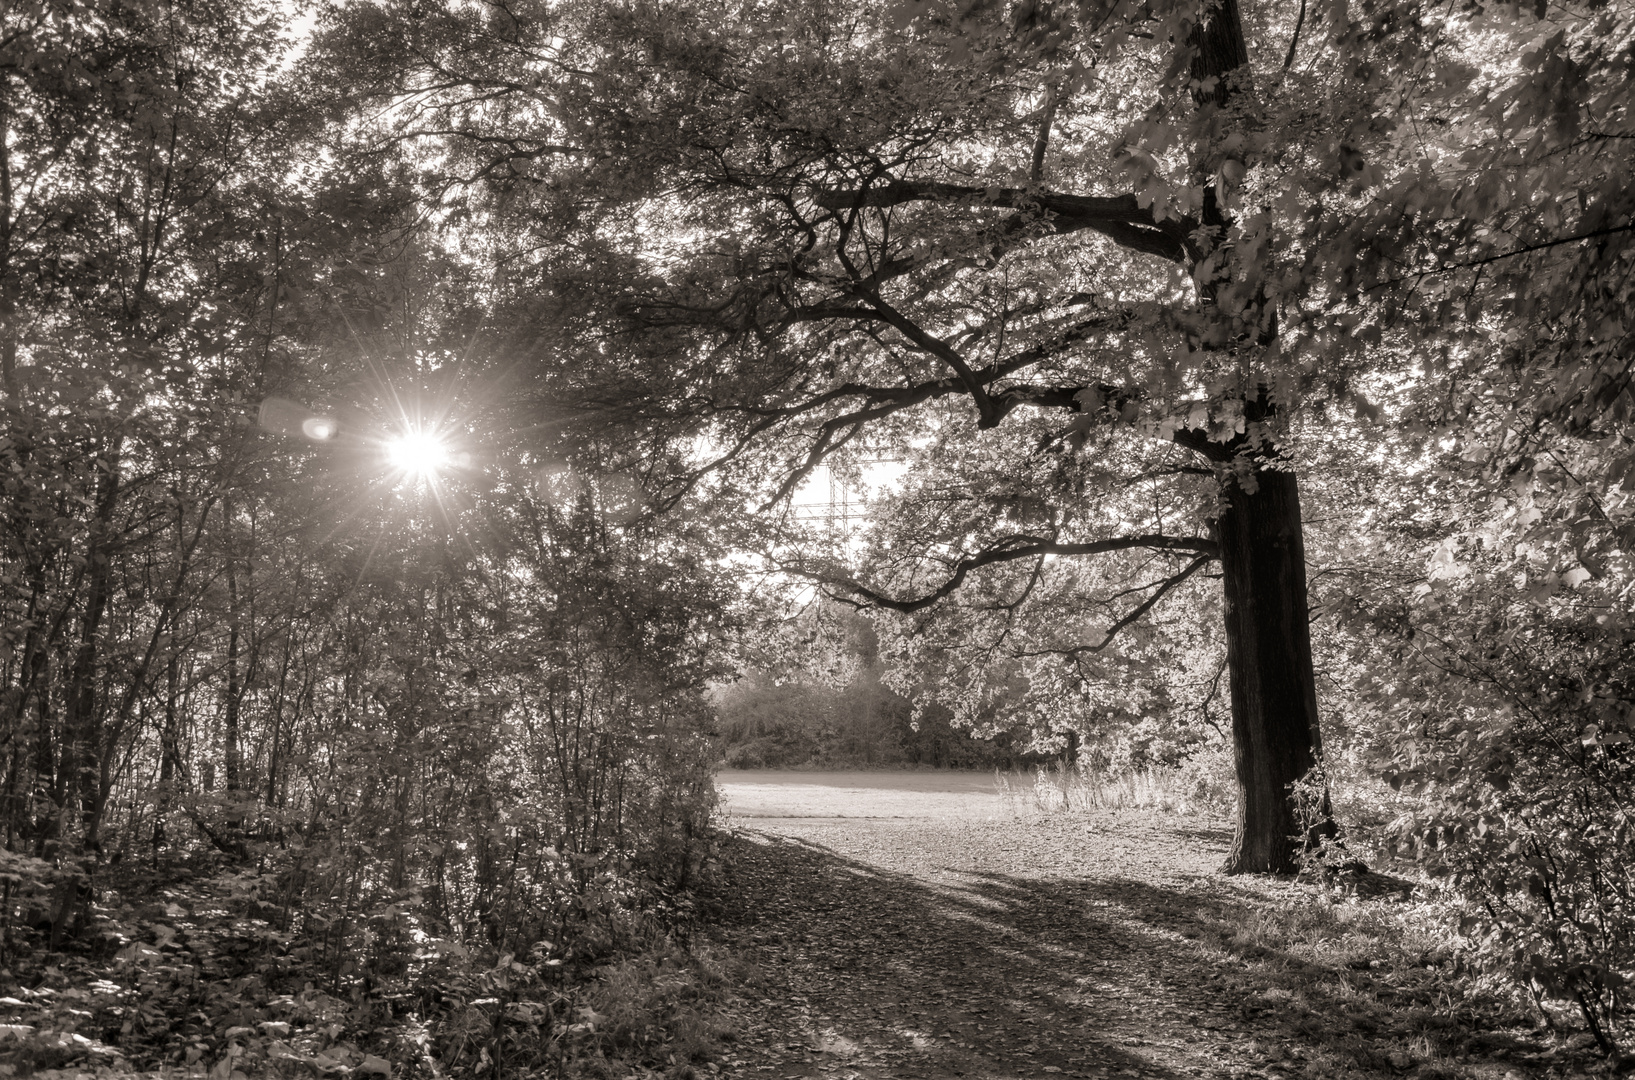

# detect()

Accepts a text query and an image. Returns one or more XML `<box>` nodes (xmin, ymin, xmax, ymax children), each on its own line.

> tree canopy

<box><xmin>308</xmin><ymin>0</ymin><xmax>1579</xmax><ymax>872</ymax></box>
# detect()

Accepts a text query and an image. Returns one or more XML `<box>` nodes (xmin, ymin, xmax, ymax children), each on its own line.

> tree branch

<box><xmin>1370</xmin><ymin>222</ymin><xmax>1635</xmax><ymax>291</ymax></box>
<box><xmin>1283</xmin><ymin>0</ymin><xmax>1307</xmax><ymax>70</ymax></box>
<box><xmin>812</xmin><ymin>180</ymin><xmax>1194</xmax><ymax>263</ymax></box>
<box><xmin>1030</xmin><ymin>83</ymin><xmax>1060</xmax><ymax>183</ymax></box>
<box><xmin>736</xmin><ymin>310</ymin><xmax>1133</xmax><ymax>439</ymax></box>
<box><xmin>797</xmin><ymin>535</ymin><xmax>1219</xmax><ymax>614</ymax></box>
<box><xmin>857</xmin><ymin>292</ymin><xmax>1001</xmax><ymax>426</ymax></box>
<box><xmin>763</xmin><ymin>418</ymin><xmax>866</xmax><ymax>509</ymax></box>
<box><xmin>1014</xmin><ymin>554</ymin><xmax>1215</xmax><ymax>657</ymax></box>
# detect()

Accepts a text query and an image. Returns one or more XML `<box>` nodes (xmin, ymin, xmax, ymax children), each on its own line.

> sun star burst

<box><xmin>386</xmin><ymin>428</ymin><xmax>451</xmax><ymax>481</ymax></box>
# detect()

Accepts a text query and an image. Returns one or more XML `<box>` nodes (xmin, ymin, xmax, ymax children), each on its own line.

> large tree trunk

<box><xmin>1215</xmin><ymin>465</ymin><xmax>1326</xmax><ymax>873</ymax></box>
<box><xmin>1179</xmin><ymin>0</ymin><xmax>1330</xmax><ymax>874</ymax></box>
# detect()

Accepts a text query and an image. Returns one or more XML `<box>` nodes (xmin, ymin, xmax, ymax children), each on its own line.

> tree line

<box><xmin>0</xmin><ymin>0</ymin><xmax>724</xmax><ymax>977</ymax></box>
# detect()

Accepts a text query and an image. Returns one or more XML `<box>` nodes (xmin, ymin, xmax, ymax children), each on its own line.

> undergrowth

<box><xmin>0</xmin><ymin>847</ymin><xmax>746</xmax><ymax>1079</ymax></box>
<box><xmin>1181</xmin><ymin>874</ymin><xmax>1616</xmax><ymax>1079</ymax></box>
<box><xmin>1001</xmin><ymin>750</ymin><xmax>1623</xmax><ymax>1072</ymax></box>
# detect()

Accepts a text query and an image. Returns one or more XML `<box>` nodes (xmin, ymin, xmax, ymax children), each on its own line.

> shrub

<box><xmin>1364</xmin><ymin>575</ymin><xmax>1635</xmax><ymax>1054</ymax></box>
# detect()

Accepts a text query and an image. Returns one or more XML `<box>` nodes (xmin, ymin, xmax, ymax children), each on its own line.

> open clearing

<box><xmin>704</xmin><ymin>769</ymin><xmax>1586</xmax><ymax>1080</ymax></box>
<box><xmin>716</xmin><ymin>769</ymin><xmax>1010</xmax><ymax>822</ymax></box>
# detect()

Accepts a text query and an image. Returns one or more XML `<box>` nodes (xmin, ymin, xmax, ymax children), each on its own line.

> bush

<box><xmin>0</xmin><ymin>496</ymin><xmax>733</xmax><ymax>1078</ymax></box>
<box><xmin>1363</xmin><ymin>574</ymin><xmax>1635</xmax><ymax>1054</ymax></box>
<box><xmin>0</xmin><ymin>839</ymin><xmax>734</xmax><ymax>1079</ymax></box>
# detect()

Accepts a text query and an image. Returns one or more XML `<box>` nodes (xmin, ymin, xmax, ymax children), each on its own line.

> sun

<box><xmin>386</xmin><ymin>428</ymin><xmax>451</xmax><ymax>480</ymax></box>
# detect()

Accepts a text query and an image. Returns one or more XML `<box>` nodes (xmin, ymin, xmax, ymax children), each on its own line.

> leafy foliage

<box><xmin>0</xmin><ymin>2</ymin><xmax>733</xmax><ymax>1075</ymax></box>
<box><xmin>1281</xmin><ymin>408</ymin><xmax>1635</xmax><ymax>1050</ymax></box>
<box><xmin>714</xmin><ymin>603</ymin><xmax>1045</xmax><ymax>769</ymax></box>
<box><xmin>2</xmin><ymin>0</ymin><xmax>1633</xmax><ymax>1064</ymax></box>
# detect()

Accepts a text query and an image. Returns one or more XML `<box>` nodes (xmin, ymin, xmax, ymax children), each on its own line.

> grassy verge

<box><xmin>1168</xmin><ymin>872</ymin><xmax>1617</xmax><ymax>1078</ymax></box>
<box><xmin>994</xmin><ymin>747</ymin><xmax>1236</xmax><ymax>818</ymax></box>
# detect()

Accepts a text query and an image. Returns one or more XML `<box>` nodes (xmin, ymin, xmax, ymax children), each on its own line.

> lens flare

<box><xmin>386</xmin><ymin>428</ymin><xmax>451</xmax><ymax>480</ymax></box>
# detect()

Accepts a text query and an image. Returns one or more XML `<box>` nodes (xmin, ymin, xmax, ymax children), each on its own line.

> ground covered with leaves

<box><xmin>0</xmin><ymin>773</ymin><xmax>1616</xmax><ymax>1080</ymax></box>
<box><xmin>701</xmin><ymin>776</ymin><xmax>1611</xmax><ymax>1080</ymax></box>
<box><xmin>0</xmin><ymin>856</ymin><xmax>740</xmax><ymax>1080</ymax></box>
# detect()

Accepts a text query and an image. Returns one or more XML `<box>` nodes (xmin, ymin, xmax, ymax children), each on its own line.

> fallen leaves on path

<box><xmin>700</xmin><ymin>808</ymin><xmax>1600</xmax><ymax>1080</ymax></box>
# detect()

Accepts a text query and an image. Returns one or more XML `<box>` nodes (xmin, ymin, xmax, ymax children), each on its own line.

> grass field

<box><xmin>715</xmin><ymin>767</ymin><xmax>1007</xmax><ymax>820</ymax></box>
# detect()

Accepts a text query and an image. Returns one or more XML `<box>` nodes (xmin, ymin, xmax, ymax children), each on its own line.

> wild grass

<box><xmin>1173</xmin><ymin>879</ymin><xmax>1588</xmax><ymax>1079</ymax></box>
<box><xmin>994</xmin><ymin>746</ymin><xmax>1235</xmax><ymax>818</ymax></box>
<box><xmin>585</xmin><ymin>943</ymin><xmax>749</xmax><ymax>1070</ymax></box>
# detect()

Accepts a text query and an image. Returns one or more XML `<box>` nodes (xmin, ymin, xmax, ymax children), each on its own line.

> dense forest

<box><xmin>0</xmin><ymin>0</ymin><xmax>1631</xmax><ymax>1075</ymax></box>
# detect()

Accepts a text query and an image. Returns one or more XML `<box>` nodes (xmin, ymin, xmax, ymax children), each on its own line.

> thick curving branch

<box><xmin>855</xmin><ymin>292</ymin><xmax>1000</xmax><ymax>427</ymax></box>
<box><xmin>728</xmin><ymin>309</ymin><xmax>1133</xmax><ymax>431</ymax></box>
<box><xmin>812</xmin><ymin>180</ymin><xmax>1196</xmax><ymax>263</ymax></box>
<box><xmin>795</xmin><ymin>534</ymin><xmax>1220</xmax><ymax>614</ymax></box>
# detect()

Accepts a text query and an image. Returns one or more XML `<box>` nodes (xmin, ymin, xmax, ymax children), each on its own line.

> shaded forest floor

<box><xmin>0</xmin><ymin>774</ymin><xmax>1616</xmax><ymax>1079</ymax></box>
<box><xmin>702</xmin><ymin>776</ymin><xmax>1607</xmax><ymax>1080</ymax></box>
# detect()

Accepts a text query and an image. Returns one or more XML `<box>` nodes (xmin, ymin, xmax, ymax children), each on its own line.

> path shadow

<box><xmin>707</xmin><ymin>830</ymin><xmax>1185</xmax><ymax>1078</ymax></box>
<box><xmin>1169</xmin><ymin>822</ymin><xmax>1234</xmax><ymax>846</ymax></box>
<box><xmin>703</xmin><ymin>829</ymin><xmax>1563</xmax><ymax>1080</ymax></box>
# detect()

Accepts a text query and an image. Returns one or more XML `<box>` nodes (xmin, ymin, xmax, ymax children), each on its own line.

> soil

<box><xmin>702</xmin><ymin>771</ymin><xmax>1578</xmax><ymax>1080</ymax></box>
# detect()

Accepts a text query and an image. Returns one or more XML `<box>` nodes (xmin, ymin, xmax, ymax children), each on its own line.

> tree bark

<box><xmin>224</xmin><ymin>566</ymin><xmax>242</xmax><ymax>795</ymax></box>
<box><xmin>61</xmin><ymin>445</ymin><xmax>121</xmax><ymax>853</ymax></box>
<box><xmin>222</xmin><ymin>497</ymin><xmax>244</xmax><ymax>802</ymax></box>
<box><xmin>155</xmin><ymin>650</ymin><xmax>180</xmax><ymax>854</ymax></box>
<box><xmin>1189</xmin><ymin>0</ymin><xmax>1251</xmax><ymax>107</ymax></box>
<box><xmin>1214</xmin><ymin>465</ymin><xmax>1325</xmax><ymax>873</ymax></box>
<box><xmin>1184</xmin><ymin>0</ymin><xmax>1331</xmax><ymax>873</ymax></box>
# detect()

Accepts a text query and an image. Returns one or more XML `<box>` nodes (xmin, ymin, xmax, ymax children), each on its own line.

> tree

<box><xmin>853</xmin><ymin>435</ymin><xmax>1233</xmax><ymax>772</ymax></box>
<box><xmin>0</xmin><ymin>0</ymin><xmax>317</xmax><ymax>880</ymax></box>
<box><xmin>311</xmin><ymin>0</ymin><xmax>1633</xmax><ymax>874</ymax></box>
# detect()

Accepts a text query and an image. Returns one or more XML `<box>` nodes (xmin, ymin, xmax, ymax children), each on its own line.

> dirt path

<box><xmin>702</xmin><ymin>772</ymin><xmax>1559</xmax><ymax>1080</ymax></box>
